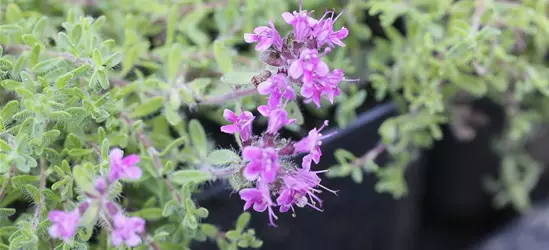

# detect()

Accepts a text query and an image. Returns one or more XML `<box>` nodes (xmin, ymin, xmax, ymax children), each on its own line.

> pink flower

<box><xmin>276</xmin><ymin>165</ymin><xmax>337</xmax><ymax>213</ymax></box>
<box><xmin>244</xmin><ymin>21</ymin><xmax>283</xmax><ymax>51</ymax></box>
<box><xmin>220</xmin><ymin>109</ymin><xmax>255</xmax><ymax>142</ymax></box>
<box><xmin>239</xmin><ymin>182</ymin><xmax>278</xmax><ymax>226</ymax></box>
<box><xmin>312</xmin><ymin>10</ymin><xmax>349</xmax><ymax>48</ymax></box>
<box><xmin>108</xmin><ymin>148</ymin><xmax>141</xmax><ymax>182</ymax></box>
<box><xmin>111</xmin><ymin>214</ymin><xmax>145</xmax><ymax>247</ymax></box>
<box><xmin>294</xmin><ymin>120</ymin><xmax>329</xmax><ymax>169</ymax></box>
<box><xmin>94</xmin><ymin>177</ymin><xmax>107</xmax><ymax>195</ymax></box>
<box><xmin>257</xmin><ymin>74</ymin><xmax>296</xmax><ymax>108</ymax></box>
<box><xmin>258</xmin><ymin>106</ymin><xmax>296</xmax><ymax>134</ymax></box>
<box><xmin>282</xmin><ymin>10</ymin><xmax>318</xmax><ymax>41</ymax></box>
<box><xmin>48</xmin><ymin>210</ymin><xmax>80</xmax><ymax>241</ymax></box>
<box><xmin>321</xmin><ymin>69</ymin><xmax>344</xmax><ymax>103</ymax></box>
<box><xmin>242</xmin><ymin>146</ymin><xmax>279</xmax><ymax>183</ymax></box>
<box><xmin>289</xmin><ymin>49</ymin><xmax>330</xmax><ymax>85</ymax></box>
<box><xmin>301</xmin><ymin>69</ymin><xmax>344</xmax><ymax>108</ymax></box>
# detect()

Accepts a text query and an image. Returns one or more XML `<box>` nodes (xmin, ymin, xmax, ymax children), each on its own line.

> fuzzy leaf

<box><xmin>189</xmin><ymin>119</ymin><xmax>207</xmax><ymax>157</ymax></box>
<box><xmin>73</xmin><ymin>165</ymin><xmax>94</xmax><ymax>192</ymax></box>
<box><xmin>220</xmin><ymin>72</ymin><xmax>255</xmax><ymax>85</ymax></box>
<box><xmin>32</xmin><ymin>58</ymin><xmax>62</xmax><ymax>74</ymax></box>
<box><xmin>55</xmin><ymin>73</ymin><xmax>73</xmax><ymax>89</ymax></box>
<box><xmin>207</xmin><ymin>149</ymin><xmax>240</xmax><ymax>165</ymax></box>
<box><xmin>0</xmin><ymin>208</ymin><xmax>15</xmax><ymax>217</ymax></box>
<box><xmin>129</xmin><ymin>97</ymin><xmax>164</xmax><ymax>118</ymax></box>
<box><xmin>213</xmin><ymin>40</ymin><xmax>233</xmax><ymax>73</ymax></box>
<box><xmin>170</xmin><ymin>169</ymin><xmax>212</xmax><ymax>185</ymax></box>
<box><xmin>236</xmin><ymin>212</ymin><xmax>251</xmax><ymax>232</ymax></box>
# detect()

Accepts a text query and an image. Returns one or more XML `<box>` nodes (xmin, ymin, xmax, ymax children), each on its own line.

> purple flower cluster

<box><xmin>245</xmin><ymin>6</ymin><xmax>349</xmax><ymax>108</ymax></box>
<box><xmin>220</xmin><ymin>5</ymin><xmax>350</xmax><ymax>227</ymax></box>
<box><xmin>47</xmin><ymin>148</ymin><xmax>145</xmax><ymax>247</ymax></box>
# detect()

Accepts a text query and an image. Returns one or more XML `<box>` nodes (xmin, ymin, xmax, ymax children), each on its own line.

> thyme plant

<box><xmin>2</xmin><ymin>0</ymin><xmax>549</xmax><ymax>249</ymax></box>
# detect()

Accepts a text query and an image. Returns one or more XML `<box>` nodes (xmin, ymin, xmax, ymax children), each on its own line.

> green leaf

<box><xmin>68</xmin><ymin>149</ymin><xmax>94</xmax><ymax>157</ymax></box>
<box><xmin>170</xmin><ymin>169</ymin><xmax>212</xmax><ymax>185</ymax></box>
<box><xmin>0</xmin><ymin>59</ymin><xmax>13</xmax><ymax>70</ymax></box>
<box><xmin>80</xmin><ymin>202</ymin><xmax>99</xmax><ymax>228</ymax></box>
<box><xmin>235</xmin><ymin>212</ymin><xmax>251</xmax><ymax>232</ymax></box>
<box><xmin>207</xmin><ymin>149</ymin><xmax>240</xmax><ymax>165</ymax></box>
<box><xmin>451</xmin><ymin>74</ymin><xmax>487</xmax><ymax>96</ymax></box>
<box><xmin>0</xmin><ymin>24</ymin><xmax>23</xmax><ymax>33</ymax></box>
<box><xmin>195</xmin><ymin>207</ymin><xmax>209</xmax><ymax>218</ymax></box>
<box><xmin>165</xmin><ymin>107</ymin><xmax>183</xmax><ymax>126</ymax></box>
<box><xmin>226</xmin><ymin>230</ymin><xmax>241</xmax><ymax>241</ymax></box>
<box><xmin>1</xmin><ymin>80</ymin><xmax>22</xmax><ymax>91</ymax></box>
<box><xmin>1</xmin><ymin>100</ymin><xmax>19</xmax><ymax>119</ymax></box>
<box><xmin>97</xmin><ymin>70</ymin><xmax>109</xmax><ymax>89</ymax></box>
<box><xmin>24</xmin><ymin>184</ymin><xmax>40</xmax><ymax>203</ymax></box>
<box><xmin>57</xmin><ymin>32</ymin><xmax>72</xmax><ymax>49</ymax></box>
<box><xmin>162</xmin><ymin>199</ymin><xmax>178</xmax><ymax>217</ymax></box>
<box><xmin>189</xmin><ymin>119</ymin><xmax>207</xmax><ymax>157</ymax></box>
<box><xmin>71</xmin><ymin>24</ymin><xmax>82</xmax><ymax>44</ymax></box>
<box><xmin>50</xmin><ymin>111</ymin><xmax>72</xmax><ymax>121</ymax></box>
<box><xmin>11</xmin><ymin>175</ymin><xmax>40</xmax><ymax>189</ymax></box>
<box><xmin>183</xmin><ymin>214</ymin><xmax>198</xmax><ymax>229</ymax></box>
<box><xmin>166</xmin><ymin>7</ymin><xmax>178</xmax><ymax>46</ymax></box>
<box><xmin>201</xmin><ymin>224</ymin><xmax>218</xmax><ymax>238</ymax></box>
<box><xmin>6</xmin><ymin>4</ymin><xmax>22</xmax><ymax>23</ymax></box>
<box><xmin>92</xmin><ymin>49</ymin><xmax>103</xmax><ymax>67</ymax></box>
<box><xmin>159</xmin><ymin>136</ymin><xmax>186</xmax><ymax>156</ymax></box>
<box><xmin>73</xmin><ymin>165</ymin><xmax>94</xmax><ymax>192</ymax></box>
<box><xmin>220</xmin><ymin>72</ymin><xmax>255</xmax><ymax>85</ymax></box>
<box><xmin>55</xmin><ymin>73</ymin><xmax>73</xmax><ymax>89</ymax></box>
<box><xmin>32</xmin><ymin>58</ymin><xmax>62</xmax><ymax>74</ymax></box>
<box><xmin>351</xmin><ymin>168</ymin><xmax>363</xmax><ymax>183</ymax></box>
<box><xmin>129</xmin><ymin>97</ymin><xmax>164</xmax><ymax>118</ymax></box>
<box><xmin>0</xmin><ymin>139</ymin><xmax>10</xmax><ymax>152</ymax></box>
<box><xmin>213</xmin><ymin>40</ymin><xmax>233</xmax><ymax>73</ymax></box>
<box><xmin>104</xmin><ymin>52</ymin><xmax>122</xmax><ymax>68</ymax></box>
<box><xmin>132</xmin><ymin>208</ymin><xmax>164</xmax><ymax>220</ymax></box>
<box><xmin>33</xmin><ymin>17</ymin><xmax>48</xmax><ymax>37</ymax></box>
<box><xmin>29</xmin><ymin>44</ymin><xmax>41</xmax><ymax>68</ymax></box>
<box><xmin>168</xmin><ymin>44</ymin><xmax>181</xmax><ymax>81</ymax></box>
<box><xmin>22</xmin><ymin>34</ymin><xmax>41</xmax><ymax>46</ymax></box>
<box><xmin>0</xmin><ymin>208</ymin><xmax>15</xmax><ymax>217</ymax></box>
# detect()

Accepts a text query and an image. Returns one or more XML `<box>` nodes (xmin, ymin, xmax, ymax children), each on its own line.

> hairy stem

<box><xmin>31</xmin><ymin>158</ymin><xmax>47</xmax><ymax>229</ymax></box>
<box><xmin>352</xmin><ymin>141</ymin><xmax>386</xmax><ymax>168</ymax></box>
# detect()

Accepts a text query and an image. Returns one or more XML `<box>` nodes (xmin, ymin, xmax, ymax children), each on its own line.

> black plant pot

<box><xmin>194</xmin><ymin>102</ymin><xmax>427</xmax><ymax>250</ymax></box>
<box><xmin>418</xmin><ymin>98</ymin><xmax>549</xmax><ymax>250</ymax></box>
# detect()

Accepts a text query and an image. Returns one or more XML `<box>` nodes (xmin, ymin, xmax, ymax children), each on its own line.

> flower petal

<box><xmin>122</xmin><ymin>155</ymin><xmax>140</xmax><ymax>166</ymax></box>
<box><xmin>242</xmin><ymin>147</ymin><xmax>262</xmax><ymax>160</ymax></box>
<box><xmin>239</xmin><ymin>188</ymin><xmax>260</xmax><ymax>200</ymax></box>
<box><xmin>257</xmin><ymin>105</ymin><xmax>271</xmax><ymax>116</ymax></box>
<box><xmin>111</xmin><ymin>232</ymin><xmax>123</xmax><ymax>247</ymax></box>
<box><xmin>244</xmin><ymin>33</ymin><xmax>257</xmax><ymax>43</ymax></box>
<box><xmin>220</xmin><ymin>124</ymin><xmax>239</xmax><ymax>134</ymax></box>
<box><xmin>289</xmin><ymin>60</ymin><xmax>303</xmax><ymax>79</ymax></box>
<box><xmin>123</xmin><ymin>166</ymin><xmax>142</xmax><ymax>180</ymax></box>
<box><xmin>223</xmin><ymin>109</ymin><xmax>238</xmax><ymax>122</ymax></box>
<box><xmin>257</xmin><ymin>80</ymin><xmax>274</xmax><ymax>95</ymax></box>
<box><xmin>109</xmin><ymin>148</ymin><xmax>124</xmax><ymax>162</ymax></box>
<box><xmin>281</xmin><ymin>12</ymin><xmax>295</xmax><ymax>23</ymax></box>
<box><xmin>126</xmin><ymin>233</ymin><xmax>142</xmax><ymax>247</ymax></box>
<box><xmin>253</xmin><ymin>202</ymin><xmax>268</xmax><ymax>212</ymax></box>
